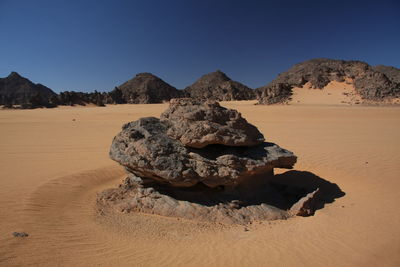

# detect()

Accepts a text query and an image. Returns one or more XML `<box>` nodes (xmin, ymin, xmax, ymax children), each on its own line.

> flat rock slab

<box><xmin>97</xmin><ymin>175</ymin><xmax>322</xmax><ymax>224</ymax></box>
<box><xmin>97</xmin><ymin>176</ymin><xmax>291</xmax><ymax>224</ymax></box>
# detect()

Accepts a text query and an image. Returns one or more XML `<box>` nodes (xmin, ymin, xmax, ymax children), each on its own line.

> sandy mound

<box><xmin>289</xmin><ymin>80</ymin><xmax>362</xmax><ymax>105</ymax></box>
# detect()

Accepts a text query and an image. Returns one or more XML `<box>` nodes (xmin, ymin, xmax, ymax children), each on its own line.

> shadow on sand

<box><xmin>268</xmin><ymin>170</ymin><xmax>345</xmax><ymax>211</ymax></box>
<box><xmin>144</xmin><ymin>170</ymin><xmax>345</xmax><ymax>214</ymax></box>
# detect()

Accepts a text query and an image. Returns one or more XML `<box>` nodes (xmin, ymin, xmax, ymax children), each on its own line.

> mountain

<box><xmin>0</xmin><ymin>72</ymin><xmax>57</xmax><ymax>107</ymax></box>
<box><xmin>256</xmin><ymin>58</ymin><xmax>400</xmax><ymax>104</ymax></box>
<box><xmin>184</xmin><ymin>70</ymin><xmax>255</xmax><ymax>101</ymax></box>
<box><xmin>117</xmin><ymin>73</ymin><xmax>183</xmax><ymax>104</ymax></box>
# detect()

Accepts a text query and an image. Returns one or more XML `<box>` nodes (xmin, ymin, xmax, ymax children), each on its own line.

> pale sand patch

<box><xmin>289</xmin><ymin>80</ymin><xmax>362</xmax><ymax>106</ymax></box>
<box><xmin>0</xmin><ymin>102</ymin><xmax>399</xmax><ymax>266</ymax></box>
<box><xmin>289</xmin><ymin>80</ymin><xmax>400</xmax><ymax>106</ymax></box>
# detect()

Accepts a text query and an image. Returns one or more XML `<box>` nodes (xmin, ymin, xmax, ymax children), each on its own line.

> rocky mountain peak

<box><xmin>184</xmin><ymin>70</ymin><xmax>255</xmax><ymax>101</ymax></box>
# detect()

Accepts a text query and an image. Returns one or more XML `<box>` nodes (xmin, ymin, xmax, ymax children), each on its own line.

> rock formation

<box><xmin>184</xmin><ymin>70</ymin><xmax>255</xmax><ymax>101</ymax></box>
<box><xmin>373</xmin><ymin>65</ymin><xmax>400</xmax><ymax>84</ymax></box>
<box><xmin>256</xmin><ymin>58</ymin><xmax>400</xmax><ymax>104</ymax></box>
<box><xmin>98</xmin><ymin>98</ymin><xmax>324</xmax><ymax>224</ymax></box>
<box><xmin>160</xmin><ymin>98</ymin><xmax>264</xmax><ymax>148</ymax></box>
<box><xmin>117</xmin><ymin>73</ymin><xmax>183</xmax><ymax>104</ymax></box>
<box><xmin>0</xmin><ymin>72</ymin><xmax>57</xmax><ymax>107</ymax></box>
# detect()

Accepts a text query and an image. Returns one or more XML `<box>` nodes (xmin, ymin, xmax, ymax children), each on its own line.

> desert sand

<box><xmin>1</xmin><ymin>101</ymin><xmax>399</xmax><ymax>266</ymax></box>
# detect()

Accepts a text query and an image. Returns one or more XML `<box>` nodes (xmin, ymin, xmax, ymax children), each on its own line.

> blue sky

<box><xmin>0</xmin><ymin>0</ymin><xmax>399</xmax><ymax>92</ymax></box>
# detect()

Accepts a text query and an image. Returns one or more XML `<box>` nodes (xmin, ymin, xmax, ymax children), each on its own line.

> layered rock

<box><xmin>0</xmin><ymin>72</ymin><xmax>57</xmax><ymax>106</ymax></box>
<box><xmin>109</xmin><ymin>116</ymin><xmax>294</xmax><ymax>188</ymax></box>
<box><xmin>99</xmin><ymin>98</ymin><xmax>329</xmax><ymax>223</ymax></box>
<box><xmin>117</xmin><ymin>72</ymin><xmax>183</xmax><ymax>104</ymax></box>
<box><xmin>184</xmin><ymin>70</ymin><xmax>255</xmax><ymax>101</ymax></box>
<box><xmin>256</xmin><ymin>58</ymin><xmax>400</xmax><ymax>104</ymax></box>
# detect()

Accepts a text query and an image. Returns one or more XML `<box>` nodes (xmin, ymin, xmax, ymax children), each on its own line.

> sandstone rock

<box><xmin>97</xmin><ymin>174</ymin><xmax>290</xmax><ymax>224</ymax></box>
<box><xmin>184</xmin><ymin>70</ymin><xmax>255</xmax><ymax>101</ymax></box>
<box><xmin>109</xmin><ymin>116</ymin><xmax>296</xmax><ymax>188</ymax></box>
<box><xmin>289</xmin><ymin>188</ymin><xmax>320</xmax><ymax>216</ymax></box>
<box><xmin>160</xmin><ymin>98</ymin><xmax>265</xmax><ymax>148</ymax></box>
<box><xmin>101</xmin><ymin>99</ymin><xmax>314</xmax><ymax>223</ymax></box>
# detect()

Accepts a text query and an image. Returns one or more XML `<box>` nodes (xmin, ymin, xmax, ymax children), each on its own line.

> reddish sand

<box><xmin>0</xmin><ymin>101</ymin><xmax>399</xmax><ymax>266</ymax></box>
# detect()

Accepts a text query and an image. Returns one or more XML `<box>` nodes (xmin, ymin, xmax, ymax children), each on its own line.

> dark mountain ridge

<box><xmin>0</xmin><ymin>72</ymin><xmax>57</xmax><ymax>107</ymax></box>
<box><xmin>256</xmin><ymin>58</ymin><xmax>400</xmax><ymax>104</ymax></box>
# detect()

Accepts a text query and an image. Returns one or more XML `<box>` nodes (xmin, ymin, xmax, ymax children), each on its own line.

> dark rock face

<box><xmin>373</xmin><ymin>65</ymin><xmax>400</xmax><ymax>84</ymax></box>
<box><xmin>118</xmin><ymin>73</ymin><xmax>183</xmax><ymax>104</ymax></box>
<box><xmin>160</xmin><ymin>98</ymin><xmax>264</xmax><ymax>148</ymax></box>
<box><xmin>257</xmin><ymin>83</ymin><xmax>293</xmax><ymax>105</ymax></box>
<box><xmin>256</xmin><ymin>58</ymin><xmax>400</xmax><ymax>104</ymax></box>
<box><xmin>99</xmin><ymin>98</ymin><xmax>337</xmax><ymax>223</ymax></box>
<box><xmin>184</xmin><ymin>70</ymin><xmax>255</xmax><ymax>101</ymax></box>
<box><xmin>0</xmin><ymin>72</ymin><xmax>57</xmax><ymax>107</ymax></box>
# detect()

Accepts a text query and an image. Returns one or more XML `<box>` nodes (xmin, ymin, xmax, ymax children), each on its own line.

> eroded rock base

<box><xmin>97</xmin><ymin>174</ymin><xmax>320</xmax><ymax>224</ymax></box>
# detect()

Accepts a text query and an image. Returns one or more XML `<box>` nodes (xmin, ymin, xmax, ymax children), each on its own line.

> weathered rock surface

<box><xmin>117</xmin><ymin>73</ymin><xmax>183</xmax><ymax>104</ymax></box>
<box><xmin>97</xmin><ymin>174</ymin><xmax>290</xmax><ymax>224</ymax></box>
<box><xmin>0</xmin><ymin>72</ymin><xmax>57</xmax><ymax>106</ymax></box>
<box><xmin>256</xmin><ymin>58</ymin><xmax>400</xmax><ymax>104</ymax></box>
<box><xmin>99</xmin><ymin>98</ymin><xmax>336</xmax><ymax>224</ymax></box>
<box><xmin>109</xmin><ymin>116</ymin><xmax>296</xmax><ymax>188</ymax></box>
<box><xmin>184</xmin><ymin>70</ymin><xmax>255</xmax><ymax>101</ymax></box>
<box><xmin>289</xmin><ymin>188</ymin><xmax>320</xmax><ymax>216</ymax></box>
<box><xmin>160</xmin><ymin>98</ymin><xmax>265</xmax><ymax>148</ymax></box>
<box><xmin>373</xmin><ymin>65</ymin><xmax>400</xmax><ymax>84</ymax></box>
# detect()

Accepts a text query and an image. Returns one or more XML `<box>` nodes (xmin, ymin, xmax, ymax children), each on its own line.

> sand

<box><xmin>289</xmin><ymin>81</ymin><xmax>400</xmax><ymax>106</ymax></box>
<box><xmin>289</xmin><ymin>80</ymin><xmax>361</xmax><ymax>105</ymax></box>
<box><xmin>0</xmin><ymin>101</ymin><xmax>399</xmax><ymax>266</ymax></box>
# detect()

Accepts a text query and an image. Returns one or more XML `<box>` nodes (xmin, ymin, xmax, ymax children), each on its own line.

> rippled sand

<box><xmin>1</xmin><ymin>101</ymin><xmax>399</xmax><ymax>266</ymax></box>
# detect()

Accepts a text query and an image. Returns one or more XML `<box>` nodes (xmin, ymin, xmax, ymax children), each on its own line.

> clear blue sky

<box><xmin>1</xmin><ymin>0</ymin><xmax>399</xmax><ymax>92</ymax></box>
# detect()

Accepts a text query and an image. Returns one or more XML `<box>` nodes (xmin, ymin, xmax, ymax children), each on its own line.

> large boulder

<box><xmin>109</xmin><ymin>116</ymin><xmax>296</xmax><ymax>188</ymax></box>
<box><xmin>99</xmin><ymin>98</ymin><xmax>329</xmax><ymax>224</ymax></box>
<box><xmin>160</xmin><ymin>98</ymin><xmax>265</xmax><ymax>148</ymax></box>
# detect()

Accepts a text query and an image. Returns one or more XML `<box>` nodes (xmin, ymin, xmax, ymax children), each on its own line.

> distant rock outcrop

<box><xmin>184</xmin><ymin>70</ymin><xmax>255</xmax><ymax>101</ymax></box>
<box><xmin>256</xmin><ymin>58</ymin><xmax>400</xmax><ymax>104</ymax></box>
<box><xmin>117</xmin><ymin>73</ymin><xmax>183</xmax><ymax>104</ymax></box>
<box><xmin>0</xmin><ymin>72</ymin><xmax>57</xmax><ymax>107</ymax></box>
<box><xmin>93</xmin><ymin>98</ymin><xmax>339</xmax><ymax>224</ymax></box>
<box><xmin>373</xmin><ymin>65</ymin><xmax>400</xmax><ymax>84</ymax></box>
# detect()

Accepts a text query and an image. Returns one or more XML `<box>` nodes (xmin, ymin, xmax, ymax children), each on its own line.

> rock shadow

<box><xmin>268</xmin><ymin>170</ymin><xmax>346</xmax><ymax>211</ymax></box>
<box><xmin>141</xmin><ymin>170</ymin><xmax>345</xmax><ymax>215</ymax></box>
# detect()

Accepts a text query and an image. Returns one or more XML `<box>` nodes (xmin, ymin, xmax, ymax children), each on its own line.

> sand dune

<box><xmin>289</xmin><ymin>81</ymin><xmax>400</xmax><ymax>106</ymax></box>
<box><xmin>1</xmin><ymin>102</ymin><xmax>399</xmax><ymax>266</ymax></box>
<box><xmin>289</xmin><ymin>81</ymin><xmax>361</xmax><ymax>105</ymax></box>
